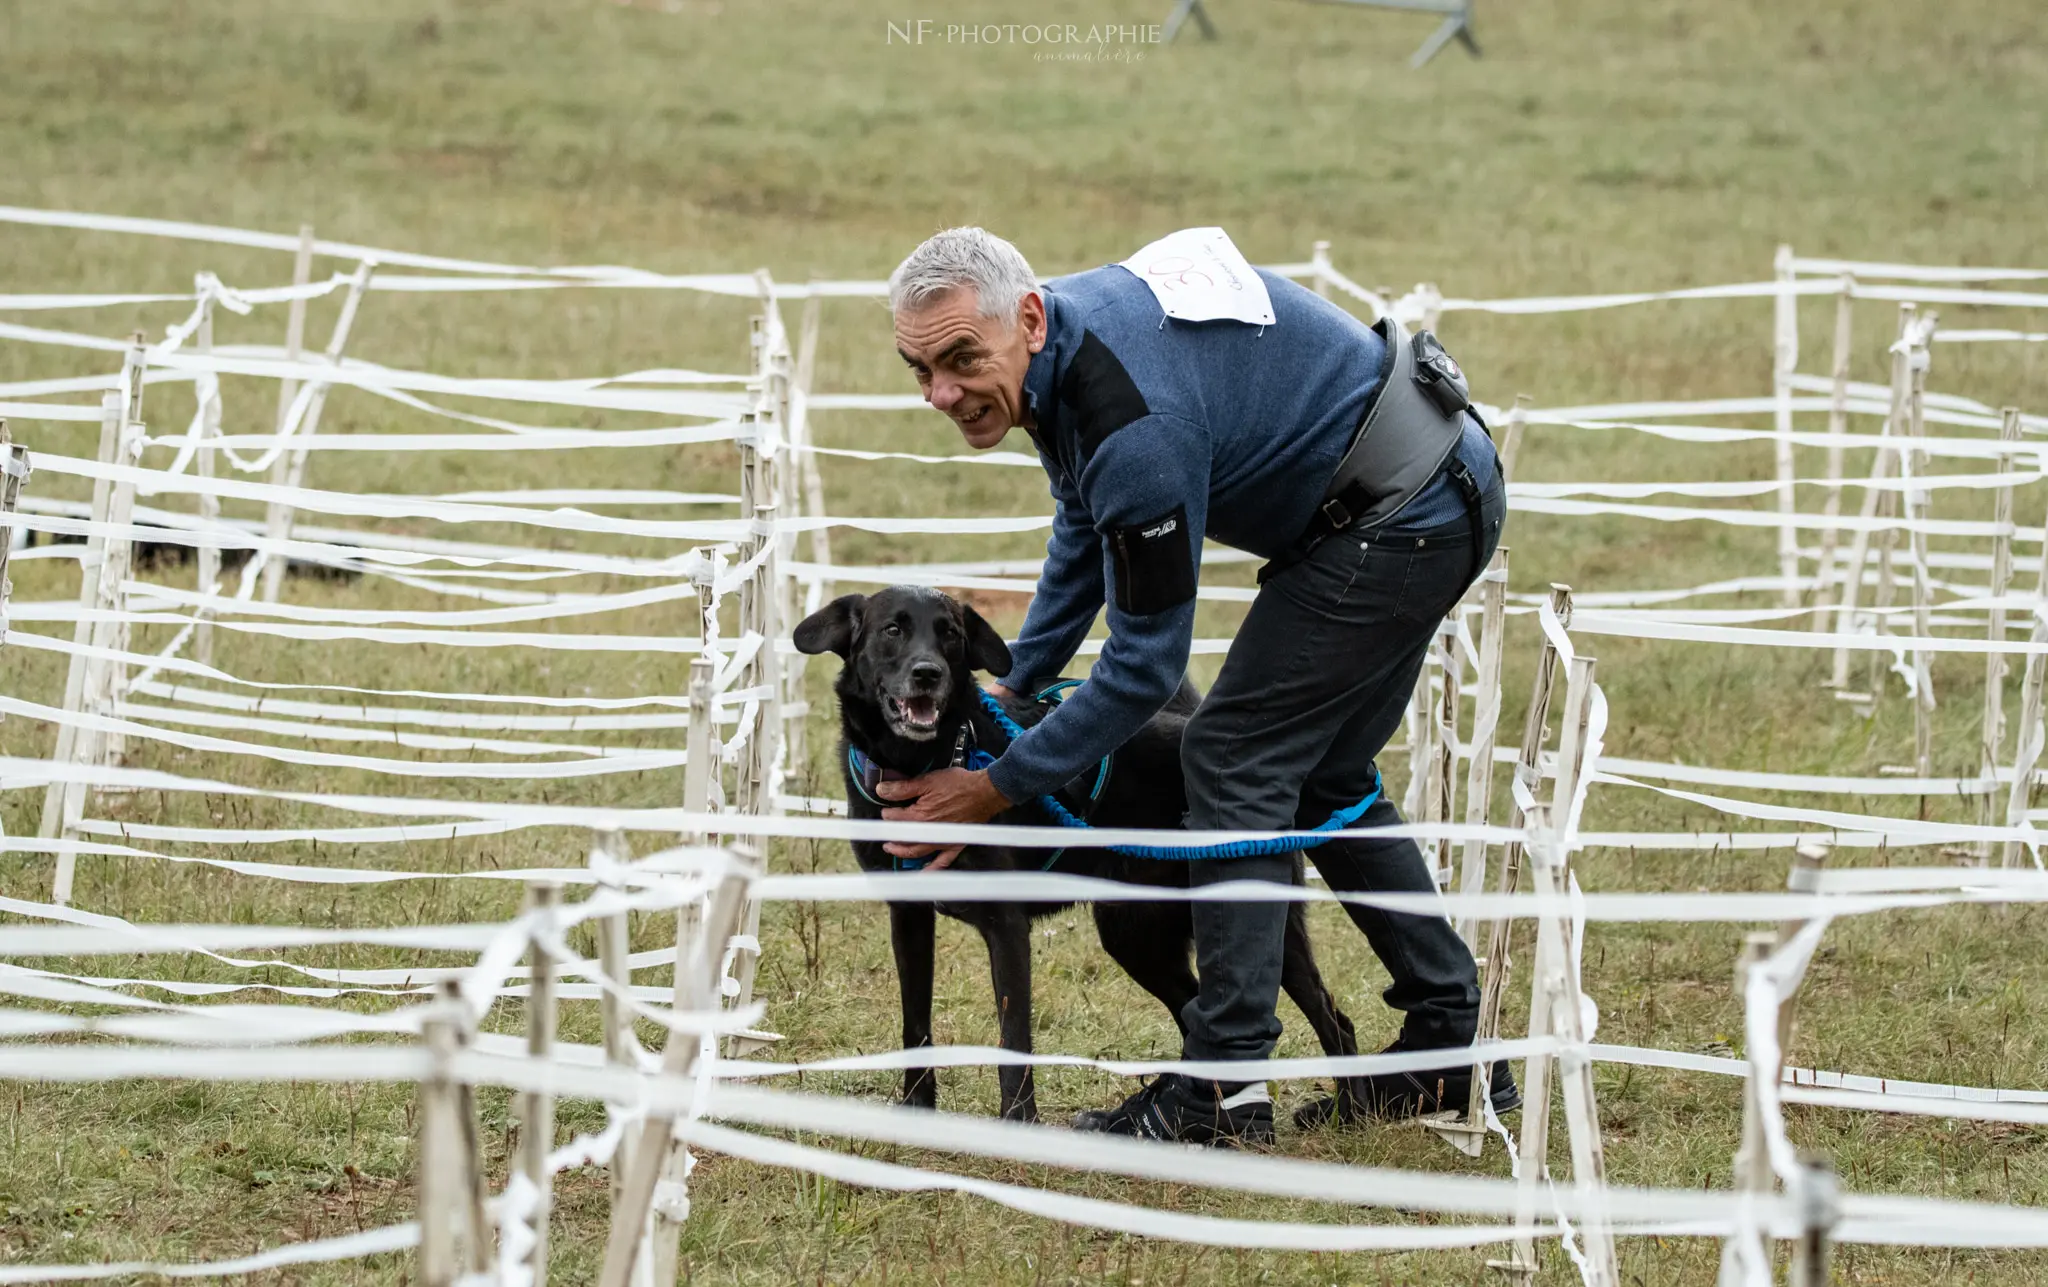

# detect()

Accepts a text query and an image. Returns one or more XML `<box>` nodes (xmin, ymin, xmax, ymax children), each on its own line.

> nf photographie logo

<box><xmin>885</xmin><ymin>19</ymin><xmax>1163</xmax><ymax>46</ymax></box>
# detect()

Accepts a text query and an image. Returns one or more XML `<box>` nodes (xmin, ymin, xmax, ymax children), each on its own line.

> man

<box><xmin>874</xmin><ymin>226</ymin><xmax>1514</xmax><ymax>1146</ymax></box>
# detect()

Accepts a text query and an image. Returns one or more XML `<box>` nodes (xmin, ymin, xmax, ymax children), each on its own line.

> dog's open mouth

<box><xmin>884</xmin><ymin>692</ymin><xmax>942</xmax><ymax>739</ymax></box>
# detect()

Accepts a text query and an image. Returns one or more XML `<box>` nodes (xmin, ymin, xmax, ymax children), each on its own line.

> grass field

<box><xmin>3</xmin><ymin>0</ymin><xmax>2048</xmax><ymax>1281</ymax></box>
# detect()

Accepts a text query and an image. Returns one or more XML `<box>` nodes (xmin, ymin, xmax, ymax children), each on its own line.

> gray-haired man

<box><xmin>873</xmin><ymin>226</ymin><xmax>1516</xmax><ymax>1145</ymax></box>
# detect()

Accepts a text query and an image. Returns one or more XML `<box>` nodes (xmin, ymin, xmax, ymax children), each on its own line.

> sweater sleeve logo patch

<box><xmin>1059</xmin><ymin>330</ymin><xmax>1150</xmax><ymax>460</ymax></box>
<box><xmin>1109</xmin><ymin>504</ymin><xmax>1196</xmax><ymax>616</ymax></box>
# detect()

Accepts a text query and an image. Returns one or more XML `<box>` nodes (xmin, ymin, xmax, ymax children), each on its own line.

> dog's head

<box><xmin>793</xmin><ymin>587</ymin><xmax>1011</xmax><ymax>746</ymax></box>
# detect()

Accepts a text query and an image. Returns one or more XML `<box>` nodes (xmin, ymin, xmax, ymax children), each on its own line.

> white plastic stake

<box><xmin>260</xmin><ymin>257</ymin><xmax>376</xmax><ymax>602</ymax></box>
<box><xmin>41</xmin><ymin>390</ymin><xmax>120</xmax><ymax>865</ymax></box>
<box><xmin>1456</xmin><ymin>546</ymin><xmax>1509</xmax><ymax>946</ymax></box>
<box><xmin>1773</xmin><ymin>244</ymin><xmax>1801</xmax><ymax>605</ymax></box>
<box><xmin>1978</xmin><ymin>407</ymin><xmax>2024</xmax><ymax>857</ymax></box>
<box><xmin>599</xmin><ymin>848</ymin><xmax>761</xmax><ymax>1287</ymax></box>
<box><xmin>1829</xmin><ymin>303</ymin><xmax>1916</xmax><ymax>690</ymax></box>
<box><xmin>1809</xmin><ymin>275</ymin><xmax>1855</xmax><ymax>622</ymax></box>
<box><xmin>1469</xmin><ymin>585</ymin><xmax>1571</xmax><ymax>1134</ymax></box>
<box><xmin>194</xmin><ymin>294</ymin><xmax>222</xmax><ymax>667</ymax></box>
<box><xmin>515</xmin><ymin>882</ymin><xmax>561</xmax><ymax>1283</ymax></box>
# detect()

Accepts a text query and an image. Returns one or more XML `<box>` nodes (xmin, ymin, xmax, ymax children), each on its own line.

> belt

<box><xmin>1259</xmin><ymin>449</ymin><xmax>1495</xmax><ymax>586</ymax></box>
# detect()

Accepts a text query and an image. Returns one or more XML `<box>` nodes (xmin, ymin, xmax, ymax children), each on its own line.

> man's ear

<box><xmin>793</xmin><ymin>594</ymin><xmax>867</xmax><ymax>658</ymax></box>
<box><xmin>961</xmin><ymin>605</ymin><xmax>1013</xmax><ymax>677</ymax></box>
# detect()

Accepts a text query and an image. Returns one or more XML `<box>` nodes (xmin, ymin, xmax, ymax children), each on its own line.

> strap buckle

<box><xmin>1318</xmin><ymin>496</ymin><xmax>1353</xmax><ymax>530</ymax></box>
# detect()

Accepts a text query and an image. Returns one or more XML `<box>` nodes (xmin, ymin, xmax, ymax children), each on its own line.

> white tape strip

<box><xmin>0</xmin><ymin>1223</ymin><xmax>419</xmax><ymax>1284</ymax></box>
<box><xmin>682</xmin><ymin>1120</ymin><xmax>1552</xmax><ymax>1253</ymax></box>
<box><xmin>0</xmin><ymin>691</ymin><xmax>692</xmax><ymax>781</ymax></box>
<box><xmin>5</xmin><ymin>630</ymin><xmax>695</xmax><ymax>709</ymax></box>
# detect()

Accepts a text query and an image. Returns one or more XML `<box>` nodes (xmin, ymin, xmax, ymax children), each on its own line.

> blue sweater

<box><xmin>986</xmin><ymin>264</ymin><xmax>1494</xmax><ymax>805</ymax></box>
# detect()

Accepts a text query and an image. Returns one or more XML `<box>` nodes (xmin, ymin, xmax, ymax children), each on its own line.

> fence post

<box><xmin>51</xmin><ymin>345</ymin><xmax>147</xmax><ymax>888</ymax></box>
<box><xmin>1977</xmin><ymin>406</ymin><xmax>2026</xmax><ymax>858</ymax></box>
<box><xmin>598</xmin><ymin>845</ymin><xmax>762</xmax><ymax>1287</ymax></box>
<box><xmin>1499</xmin><ymin>789</ymin><xmax>1609</xmax><ymax>1285</ymax></box>
<box><xmin>1456</xmin><ymin>546</ymin><xmax>1509</xmax><ymax>946</ymax></box>
<box><xmin>1536</xmin><ymin>807</ymin><xmax>1618</xmax><ymax>1287</ymax></box>
<box><xmin>1468</xmin><ymin>584</ymin><xmax>1571</xmax><ymax>1141</ymax></box>
<box><xmin>1780</xmin><ymin>842</ymin><xmax>1829</xmax><ymax>1052</ymax></box>
<box><xmin>1829</xmin><ymin>302</ymin><xmax>1917</xmax><ymax>691</ymax></box>
<box><xmin>1497</xmin><ymin>393</ymin><xmax>1532</xmax><ymax>486</ymax></box>
<box><xmin>514</xmin><ymin>882</ymin><xmax>561</xmax><ymax>1284</ymax></box>
<box><xmin>95</xmin><ymin>337</ymin><xmax>148</xmax><ymax>777</ymax></box>
<box><xmin>41</xmin><ymin>389</ymin><xmax>122</xmax><ymax>872</ymax></box>
<box><xmin>592</xmin><ymin>829</ymin><xmax>657</xmax><ymax>1285</ymax></box>
<box><xmin>194</xmin><ymin>292</ymin><xmax>223</xmax><ymax>667</ymax></box>
<box><xmin>0</xmin><ymin>420</ymin><xmax>26</xmax><ymax>643</ymax></box>
<box><xmin>260</xmin><ymin>257</ymin><xmax>375</xmax><ymax>602</ymax></box>
<box><xmin>1773</xmin><ymin>244</ymin><xmax>1801</xmax><ymax>605</ymax></box>
<box><xmin>1789</xmin><ymin>1157</ymin><xmax>1838</xmax><ymax>1287</ymax></box>
<box><xmin>271</xmin><ymin>224</ymin><xmax>315</xmax><ymax>447</ymax></box>
<box><xmin>1901</xmin><ymin>315</ymin><xmax>1938</xmax><ymax>777</ymax></box>
<box><xmin>1724</xmin><ymin>929</ymin><xmax>1781</xmax><ymax>1283</ymax></box>
<box><xmin>0</xmin><ymin>422</ymin><xmax>25</xmax><ymax>613</ymax></box>
<box><xmin>645</xmin><ymin>652</ymin><xmax>717</xmax><ymax>1281</ymax></box>
<box><xmin>2001</xmin><ymin>609</ymin><xmax>2048</xmax><ymax>869</ymax></box>
<box><xmin>723</xmin><ymin>501</ymin><xmax>778</xmax><ymax>1056</ymax></box>
<box><xmin>1866</xmin><ymin>307</ymin><xmax>1922</xmax><ymax>699</ymax></box>
<box><xmin>260</xmin><ymin>225</ymin><xmax>314</xmax><ymax>590</ymax></box>
<box><xmin>417</xmin><ymin>982</ymin><xmax>483</xmax><ymax>1287</ymax></box>
<box><xmin>1403</xmin><ymin>654</ymin><xmax>1437</xmax><ymax>822</ymax></box>
<box><xmin>779</xmin><ymin>286</ymin><xmax>816</xmax><ymax>780</ymax></box>
<box><xmin>0</xmin><ymin>421</ymin><xmax>24</xmax><ymax>821</ymax></box>
<box><xmin>1809</xmin><ymin>274</ymin><xmax>1856</xmax><ymax>620</ymax></box>
<box><xmin>1426</xmin><ymin>617</ymin><xmax>1462</xmax><ymax>887</ymax></box>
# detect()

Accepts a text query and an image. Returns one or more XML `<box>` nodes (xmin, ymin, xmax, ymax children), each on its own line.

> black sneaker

<box><xmin>1294</xmin><ymin>1041</ymin><xmax>1522</xmax><ymax>1129</ymax></box>
<box><xmin>1072</xmin><ymin>1074</ymin><xmax>1275</xmax><ymax>1147</ymax></box>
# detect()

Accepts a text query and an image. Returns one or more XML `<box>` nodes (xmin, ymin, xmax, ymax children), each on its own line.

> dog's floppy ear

<box><xmin>960</xmin><ymin>604</ymin><xmax>1013</xmax><ymax>677</ymax></box>
<box><xmin>793</xmin><ymin>594</ymin><xmax>867</xmax><ymax>658</ymax></box>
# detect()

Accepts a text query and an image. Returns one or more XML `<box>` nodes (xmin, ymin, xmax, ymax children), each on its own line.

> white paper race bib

<box><xmin>1118</xmin><ymin>227</ymin><xmax>1276</xmax><ymax>326</ymax></box>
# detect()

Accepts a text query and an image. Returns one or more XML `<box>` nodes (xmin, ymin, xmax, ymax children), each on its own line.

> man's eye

<box><xmin>952</xmin><ymin>353</ymin><xmax>979</xmax><ymax>371</ymax></box>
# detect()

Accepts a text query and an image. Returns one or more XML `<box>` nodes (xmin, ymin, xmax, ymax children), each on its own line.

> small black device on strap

<box><xmin>1259</xmin><ymin>326</ymin><xmax>1486</xmax><ymax>583</ymax></box>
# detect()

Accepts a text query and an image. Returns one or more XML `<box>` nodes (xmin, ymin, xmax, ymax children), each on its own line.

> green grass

<box><xmin>2</xmin><ymin>0</ymin><xmax>2048</xmax><ymax>1281</ymax></box>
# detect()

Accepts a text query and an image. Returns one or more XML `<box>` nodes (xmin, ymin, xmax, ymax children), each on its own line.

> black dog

<box><xmin>795</xmin><ymin>585</ymin><xmax>1361</xmax><ymax>1123</ymax></box>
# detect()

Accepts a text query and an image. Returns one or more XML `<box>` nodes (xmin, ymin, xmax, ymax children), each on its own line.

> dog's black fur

<box><xmin>795</xmin><ymin>585</ymin><xmax>1361</xmax><ymax>1122</ymax></box>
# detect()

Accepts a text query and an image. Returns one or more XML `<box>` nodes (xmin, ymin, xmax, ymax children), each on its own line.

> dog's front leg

<box><xmin>889</xmin><ymin>901</ymin><xmax>939</xmax><ymax>1109</ymax></box>
<box><xmin>980</xmin><ymin>910</ymin><xmax>1038</xmax><ymax>1122</ymax></box>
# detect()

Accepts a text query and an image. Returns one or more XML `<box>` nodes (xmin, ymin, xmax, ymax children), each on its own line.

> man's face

<box><xmin>894</xmin><ymin>287</ymin><xmax>1046</xmax><ymax>450</ymax></box>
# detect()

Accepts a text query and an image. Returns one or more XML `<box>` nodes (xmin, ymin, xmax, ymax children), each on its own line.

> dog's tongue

<box><xmin>903</xmin><ymin>695</ymin><xmax>938</xmax><ymax>723</ymax></box>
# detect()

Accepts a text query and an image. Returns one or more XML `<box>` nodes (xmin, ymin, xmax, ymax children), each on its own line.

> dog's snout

<box><xmin>909</xmin><ymin>660</ymin><xmax>945</xmax><ymax>688</ymax></box>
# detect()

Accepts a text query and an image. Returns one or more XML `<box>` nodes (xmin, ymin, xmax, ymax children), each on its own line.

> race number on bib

<box><xmin>1118</xmin><ymin>227</ymin><xmax>1276</xmax><ymax>326</ymax></box>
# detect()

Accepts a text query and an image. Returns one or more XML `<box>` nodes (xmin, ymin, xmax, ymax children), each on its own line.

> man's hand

<box><xmin>876</xmin><ymin>767</ymin><xmax>1012</xmax><ymax>870</ymax></box>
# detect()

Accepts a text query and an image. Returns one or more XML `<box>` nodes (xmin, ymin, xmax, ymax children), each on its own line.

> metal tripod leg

<box><xmin>1164</xmin><ymin>0</ymin><xmax>1219</xmax><ymax>41</ymax></box>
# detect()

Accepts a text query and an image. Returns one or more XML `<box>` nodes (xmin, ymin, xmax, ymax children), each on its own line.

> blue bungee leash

<box><xmin>973</xmin><ymin>688</ymin><xmax>1381</xmax><ymax>861</ymax></box>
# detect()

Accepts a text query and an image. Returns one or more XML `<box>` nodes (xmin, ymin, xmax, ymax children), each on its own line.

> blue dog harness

<box><xmin>849</xmin><ymin>683</ymin><xmax>1111</xmax><ymax>872</ymax></box>
<box><xmin>972</xmin><ymin>689</ymin><xmax>1381</xmax><ymax>860</ymax></box>
<box><xmin>851</xmin><ymin>683</ymin><xmax>1381</xmax><ymax>867</ymax></box>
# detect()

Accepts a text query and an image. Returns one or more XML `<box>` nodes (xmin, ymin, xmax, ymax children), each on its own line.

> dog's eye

<box><xmin>882</xmin><ymin>623</ymin><xmax>903</xmax><ymax>638</ymax></box>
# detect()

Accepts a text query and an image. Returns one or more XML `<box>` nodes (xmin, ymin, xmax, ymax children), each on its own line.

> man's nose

<box><xmin>909</xmin><ymin>660</ymin><xmax>945</xmax><ymax>687</ymax></box>
<box><xmin>927</xmin><ymin>376</ymin><xmax>962</xmax><ymax>412</ymax></box>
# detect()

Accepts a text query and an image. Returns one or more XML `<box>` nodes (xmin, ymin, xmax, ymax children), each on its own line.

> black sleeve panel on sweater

<box><xmin>1059</xmin><ymin>329</ymin><xmax>1151</xmax><ymax>460</ymax></box>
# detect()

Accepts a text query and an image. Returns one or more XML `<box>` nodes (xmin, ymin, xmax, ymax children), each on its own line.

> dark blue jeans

<box><xmin>1178</xmin><ymin>469</ymin><xmax>1507</xmax><ymax>1063</ymax></box>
